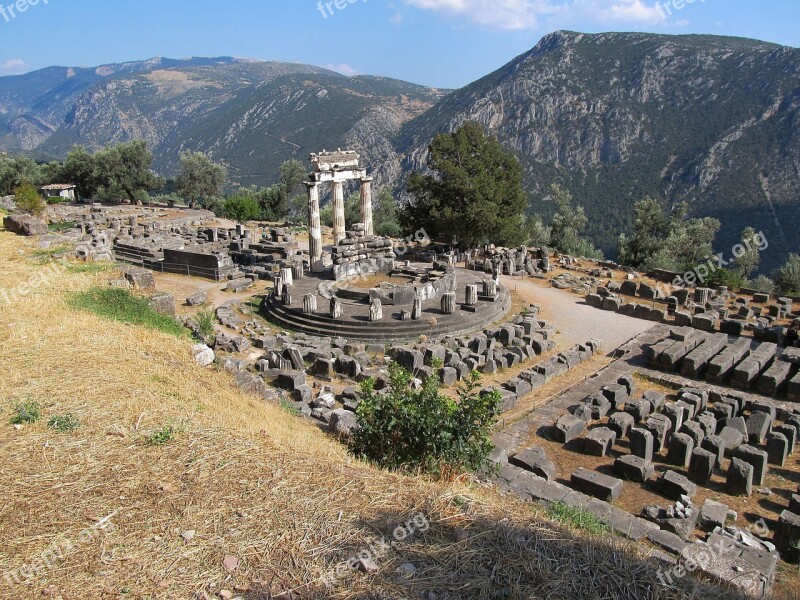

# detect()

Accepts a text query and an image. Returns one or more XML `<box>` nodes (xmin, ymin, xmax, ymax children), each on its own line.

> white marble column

<box><xmin>360</xmin><ymin>177</ymin><xmax>374</xmax><ymax>236</ymax></box>
<box><xmin>305</xmin><ymin>182</ymin><xmax>324</xmax><ymax>272</ymax></box>
<box><xmin>332</xmin><ymin>180</ymin><xmax>346</xmax><ymax>246</ymax></box>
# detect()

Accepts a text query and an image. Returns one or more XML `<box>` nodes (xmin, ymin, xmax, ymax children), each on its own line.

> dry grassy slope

<box><xmin>0</xmin><ymin>228</ymin><xmax>733</xmax><ymax>599</ymax></box>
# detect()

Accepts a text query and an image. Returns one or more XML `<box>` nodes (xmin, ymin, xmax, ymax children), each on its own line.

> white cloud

<box><xmin>325</xmin><ymin>63</ymin><xmax>360</xmax><ymax>76</ymax></box>
<box><xmin>390</xmin><ymin>11</ymin><xmax>404</xmax><ymax>24</ymax></box>
<box><xmin>0</xmin><ymin>58</ymin><xmax>29</xmax><ymax>74</ymax></box>
<box><xmin>402</xmin><ymin>0</ymin><xmax>669</xmax><ymax>30</ymax></box>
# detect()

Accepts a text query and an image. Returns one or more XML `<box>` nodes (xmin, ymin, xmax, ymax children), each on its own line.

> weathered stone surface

<box><xmin>732</xmin><ymin>445</ymin><xmax>769</xmax><ymax>486</ymax></box>
<box><xmin>746</xmin><ymin>411</ymin><xmax>772</xmax><ymax>445</ymax></box>
<box><xmin>647</xmin><ymin>528</ymin><xmax>689</xmax><ymax>555</ymax></box>
<box><xmin>613</xmin><ymin>455</ymin><xmax>654</xmax><ymax>483</ymax></box>
<box><xmin>554</xmin><ymin>414</ymin><xmax>585</xmax><ymax>443</ymax></box>
<box><xmin>774</xmin><ymin>510</ymin><xmax>800</xmax><ymax>563</ymax></box>
<box><xmin>688</xmin><ymin>448</ymin><xmax>716</xmax><ymax>486</ymax></box>
<box><xmin>329</xmin><ymin>409</ymin><xmax>359</xmax><ymax>437</ymax></box>
<box><xmin>726</xmin><ymin>457</ymin><xmax>754</xmax><ymax>496</ymax></box>
<box><xmin>654</xmin><ymin>470</ymin><xmax>697</xmax><ymax>501</ymax></box>
<box><xmin>394</xmin><ymin>348</ymin><xmax>423</xmax><ymax>373</ymax></box>
<box><xmin>766</xmin><ymin>432</ymin><xmax>789</xmax><ymax>466</ymax></box>
<box><xmin>276</xmin><ymin>371</ymin><xmax>306</xmax><ymax>392</ymax></box>
<box><xmin>192</xmin><ymin>343</ymin><xmax>215</xmax><ymax>366</ymax></box>
<box><xmin>607</xmin><ymin>411</ymin><xmax>635</xmax><ymax>440</ymax></box>
<box><xmin>699</xmin><ymin>499</ymin><xmax>729</xmax><ymax>532</ymax></box>
<box><xmin>668</xmin><ymin>433</ymin><xmax>695</xmax><ymax>468</ymax></box>
<box><xmin>679</xmin><ymin>543</ymin><xmax>774</xmax><ymax>599</ymax></box>
<box><xmin>570</xmin><ymin>467</ymin><xmax>623</xmax><ymax>501</ymax></box>
<box><xmin>629</xmin><ymin>427</ymin><xmax>654</xmax><ymax>462</ymax></box>
<box><xmin>584</xmin><ymin>427</ymin><xmax>616</xmax><ymax>457</ymax></box>
<box><xmin>718</xmin><ymin>426</ymin><xmax>745</xmax><ymax>455</ymax></box>
<box><xmin>123</xmin><ymin>267</ymin><xmax>156</xmax><ymax>292</ymax></box>
<box><xmin>148</xmin><ymin>292</ymin><xmax>176</xmax><ymax>316</ymax></box>
<box><xmin>3</xmin><ymin>214</ymin><xmax>48</xmax><ymax>236</ymax></box>
<box><xmin>186</xmin><ymin>291</ymin><xmax>207</xmax><ymax>306</ymax></box>
<box><xmin>510</xmin><ymin>446</ymin><xmax>557</xmax><ymax>481</ymax></box>
<box><xmin>644</xmin><ymin>413</ymin><xmax>672</xmax><ymax>452</ymax></box>
<box><xmin>701</xmin><ymin>434</ymin><xmax>725</xmax><ymax>468</ymax></box>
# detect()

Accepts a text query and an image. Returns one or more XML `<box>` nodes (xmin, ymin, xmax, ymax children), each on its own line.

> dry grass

<box><xmin>0</xmin><ymin>229</ymin><xmax>739</xmax><ymax>599</ymax></box>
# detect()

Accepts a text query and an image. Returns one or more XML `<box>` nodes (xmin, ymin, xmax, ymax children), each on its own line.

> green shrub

<box><xmin>47</xmin><ymin>414</ymin><xmax>80</xmax><ymax>432</ymax></box>
<box><xmin>349</xmin><ymin>362</ymin><xmax>500</xmax><ymax>477</ymax></box>
<box><xmin>14</xmin><ymin>181</ymin><xmax>46</xmax><ymax>216</ymax></box>
<box><xmin>147</xmin><ymin>426</ymin><xmax>176</xmax><ymax>446</ymax></box>
<box><xmin>704</xmin><ymin>267</ymin><xmax>745</xmax><ymax>290</ymax></box>
<box><xmin>68</xmin><ymin>287</ymin><xmax>186</xmax><ymax>337</ymax></box>
<box><xmin>774</xmin><ymin>254</ymin><xmax>800</xmax><ymax>296</ymax></box>
<box><xmin>11</xmin><ymin>400</ymin><xmax>41</xmax><ymax>425</ymax></box>
<box><xmin>749</xmin><ymin>275</ymin><xmax>775</xmax><ymax>294</ymax></box>
<box><xmin>196</xmin><ymin>307</ymin><xmax>215</xmax><ymax>338</ymax></box>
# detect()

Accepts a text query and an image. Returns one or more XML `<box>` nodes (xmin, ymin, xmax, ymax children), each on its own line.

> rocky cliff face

<box><xmin>393</xmin><ymin>31</ymin><xmax>800</xmax><ymax>270</ymax></box>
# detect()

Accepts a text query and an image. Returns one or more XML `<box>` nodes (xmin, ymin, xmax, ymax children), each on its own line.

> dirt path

<box><xmin>501</xmin><ymin>275</ymin><xmax>656</xmax><ymax>349</ymax></box>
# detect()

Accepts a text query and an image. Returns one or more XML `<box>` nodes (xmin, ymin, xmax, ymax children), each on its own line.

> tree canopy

<box><xmin>401</xmin><ymin>122</ymin><xmax>527</xmax><ymax>248</ymax></box>
<box><xmin>94</xmin><ymin>140</ymin><xmax>164</xmax><ymax>205</ymax></box>
<box><xmin>548</xmin><ymin>184</ymin><xmax>602</xmax><ymax>258</ymax></box>
<box><xmin>176</xmin><ymin>151</ymin><xmax>227</xmax><ymax>209</ymax></box>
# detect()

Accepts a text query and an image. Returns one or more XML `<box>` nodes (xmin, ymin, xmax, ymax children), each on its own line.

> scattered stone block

<box><xmin>746</xmin><ymin>411</ymin><xmax>772</xmax><ymax>445</ymax></box>
<box><xmin>774</xmin><ymin>424</ymin><xmax>797</xmax><ymax>454</ymax></box>
<box><xmin>186</xmin><ymin>291</ymin><xmax>207</xmax><ymax>306</ymax></box>
<box><xmin>688</xmin><ymin>448</ymin><xmax>716</xmax><ymax>486</ymax></box>
<box><xmin>613</xmin><ymin>455</ymin><xmax>654</xmax><ymax>483</ymax></box>
<box><xmin>630</xmin><ymin>427</ymin><xmax>654</xmax><ymax>462</ymax></box>
<box><xmin>644</xmin><ymin>413</ymin><xmax>672</xmax><ymax>452</ymax></box>
<box><xmin>554</xmin><ymin>414</ymin><xmax>585</xmax><ymax>443</ymax></box>
<box><xmin>766</xmin><ymin>433</ymin><xmax>789</xmax><ymax>466</ymax></box>
<box><xmin>679</xmin><ymin>421</ymin><xmax>705</xmax><ymax>447</ymax></box>
<box><xmin>570</xmin><ymin>468</ymin><xmax>623</xmax><ymax>501</ymax></box>
<box><xmin>732</xmin><ymin>445</ymin><xmax>769</xmax><ymax>486</ymax></box>
<box><xmin>276</xmin><ymin>371</ymin><xmax>306</xmax><ymax>392</ymax></box>
<box><xmin>584</xmin><ymin>427</ymin><xmax>617</xmax><ymax>457</ymax></box>
<box><xmin>701</xmin><ymin>435</ymin><xmax>725</xmax><ymax>468</ymax></box>
<box><xmin>668</xmin><ymin>433</ymin><xmax>695</xmax><ymax>469</ymax></box>
<box><xmin>726</xmin><ymin>458</ymin><xmax>754</xmax><ymax>496</ymax></box>
<box><xmin>607</xmin><ymin>411</ymin><xmax>635</xmax><ymax>440</ymax></box>
<box><xmin>718</xmin><ymin>426</ymin><xmax>745</xmax><ymax>455</ymax></box>
<box><xmin>642</xmin><ymin>390</ymin><xmax>666</xmax><ymax>412</ymax></box>
<box><xmin>662</xmin><ymin>402</ymin><xmax>686</xmax><ymax>433</ymax></box>
<box><xmin>510</xmin><ymin>446</ymin><xmax>557</xmax><ymax>481</ymax></box>
<box><xmin>601</xmin><ymin>384</ymin><xmax>629</xmax><ymax>409</ymax></box>
<box><xmin>654</xmin><ymin>470</ymin><xmax>697</xmax><ymax>501</ymax></box>
<box><xmin>774</xmin><ymin>510</ymin><xmax>800</xmax><ymax>563</ymax></box>
<box><xmin>699</xmin><ymin>499</ymin><xmax>729</xmax><ymax>532</ymax></box>
<box><xmin>617</xmin><ymin>375</ymin><xmax>636</xmax><ymax>396</ymax></box>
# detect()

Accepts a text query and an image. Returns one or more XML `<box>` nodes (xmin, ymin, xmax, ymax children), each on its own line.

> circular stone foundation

<box><xmin>262</xmin><ymin>265</ymin><xmax>511</xmax><ymax>342</ymax></box>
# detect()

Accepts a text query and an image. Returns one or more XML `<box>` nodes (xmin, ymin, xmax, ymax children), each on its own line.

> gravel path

<box><xmin>501</xmin><ymin>275</ymin><xmax>656</xmax><ymax>349</ymax></box>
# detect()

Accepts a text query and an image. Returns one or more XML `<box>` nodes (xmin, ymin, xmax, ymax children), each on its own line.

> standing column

<box><xmin>305</xmin><ymin>182</ymin><xmax>324</xmax><ymax>272</ymax></box>
<box><xmin>360</xmin><ymin>176</ymin><xmax>374</xmax><ymax>236</ymax></box>
<box><xmin>332</xmin><ymin>180</ymin><xmax>346</xmax><ymax>246</ymax></box>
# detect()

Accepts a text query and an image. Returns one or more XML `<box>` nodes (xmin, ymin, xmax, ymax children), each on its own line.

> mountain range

<box><xmin>1</xmin><ymin>31</ymin><xmax>798</xmax><ymax>271</ymax></box>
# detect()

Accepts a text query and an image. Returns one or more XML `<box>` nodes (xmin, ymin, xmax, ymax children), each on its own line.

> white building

<box><xmin>40</xmin><ymin>184</ymin><xmax>77</xmax><ymax>202</ymax></box>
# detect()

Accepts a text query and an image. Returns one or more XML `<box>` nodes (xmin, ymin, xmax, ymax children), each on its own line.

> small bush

<box><xmin>547</xmin><ymin>502</ymin><xmax>609</xmax><ymax>535</ymax></box>
<box><xmin>11</xmin><ymin>401</ymin><xmax>41</xmax><ymax>425</ymax></box>
<box><xmin>14</xmin><ymin>181</ymin><xmax>45</xmax><ymax>216</ymax></box>
<box><xmin>774</xmin><ymin>254</ymin><xmax>800</xmax><ymax>296</ymax></box>
<box><xmin>349</xmin><ymin>362</ymin><xmax>500</xmax><ymax>477</ymax></box>
<box><xmin>47</xmin><ymin>414</ymin><xmax>80</xmax><ymax>432</ymax></box>
<box><xmin>68</xmin><ymin>287</ymin><xmax>186</xmax><ymax>337</ymax></box>
<box><xmin>147</xmin><ymin>426</ymin><xmax>176</xmax><ymax>446</ymax></box>
<box><xmin>749</xmin><ymin>275</ymin><xmax>775</xmax><ymax>294</ymax></box>
<box><xmin>196</xmin><ymin>307</ymin><xmax>215</xmax><ymax>337</ymax></box>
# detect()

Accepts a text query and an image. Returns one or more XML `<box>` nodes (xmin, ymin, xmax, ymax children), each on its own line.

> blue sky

<box><xmin>0</xmin><ymin>0</ymin><xmax>798</xmax><ymax>88</ymax></box>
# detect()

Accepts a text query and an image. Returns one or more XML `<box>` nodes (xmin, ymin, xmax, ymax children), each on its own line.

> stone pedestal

<box><xmin>483</xmin><ymin>279</ymin><xmax>497</xmax><ymax>298</ymax></box>
<box><xmin>291</xmin><ymin>262</ymin><xmax>304</xmax><ymax>281</ymax></box>
<box><xmin>441</xmin><ymin>292</ymin><xmax>456</xmax><ymax>315</ymax></box>
<box><xmin>280</xmin><ymin>267</ymin><xmax>294</xmax><ymax>287</ymax></box>
<box><xmin>303</xmin><ymin>294</ymin><xmax>317</xmax><ymax>314</ymax></box>
<box><xmin>282</xmin><ymin>284</ymin><xmax>293</xmax><ymax>307</ymax></box>
<box><xmin>465</xmin><ymin>284</ymin><xmax>478</xmax><ymax>306</ymax></box>
<box><xmin>369</xmin><ymin>298</ymin><xmax>383</xmax><ymax>322</ymax></box>
<box><xmin>411</xmin><ymin>296</ymin><xmax>423</xmax><ymax>320</ymax></box>
<box><xmin>360</xmin><ymin>177</ymin><xmax>374</xmax><ymax>236</ymax></box>
<box><xmin>273</xmin><ymin>275</ymin><xmax>284</xmax><ymax>298</ymax></box>
<box><xmin>332</xmin><ymin>181</ymin><xmax>346</xmax><ymax>246</ymax></box>
<box><xmin>330</xmin><ymin>296</ymin><xmax>343</xmax><ymax>319</ymax></box>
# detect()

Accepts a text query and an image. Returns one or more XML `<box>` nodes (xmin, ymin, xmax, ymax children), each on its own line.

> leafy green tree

<box><xmin>374</xmin><ymin>188</ymin><xmax>401</xmax><ymax>237</ymax></box>
<box><xmin>618</xmin><ymin>198</ymin><xmax>720</xmax><ymax>273</ymax></box>
<box><xmin>13</xmin><ymin>181</ymin><xmax>45</xmax><ymax>216</ymax></box>
<box><xmin>401</xmin><ymin>122</ymin><xmax>527</xmax><ymax>248</ymax></box>
<box><xmin>255</xmin><ymin>185</ymin><xmax>289</xmax><ymax>221</ymax></box>
<box><xmin>549</xmin><ymin>184</ymin><xmax>602</xmax><ymax>258</ymax></box>
<box><xmin>524</xmin><ymin>214</ymin><xmax>551</xmax><ymax>247</ymax></box>
<box><xmin>0</xmin><ymin>156</ymin><xmax>42</xmax><ymax>196</ymax></box>
<box><xmin>280</xmin><ymin>159</ymin><xmax>308</xmax><ymax>223</ymax></box>
<box><xmin>319</xmin><ymin>201</ymin><xmax>333</xmax><ymax>228</ymax></box>
<box><xmin>344</xmin><ymin>194</ymin><xmax>361</xmax><ymax>225</ymax></box>
<box><xmin>733</xmin><ymin>227</ymin><xmax>761</xmax><ymax>279</ymax></box>
<box><xmin>176</xmin><ymin>151</ymin><xmax>227</xmax><ymax>209</ymax></box>
<box><xmin>750</xmin><ymin>275</ymin><xmax>775</xmax><ymax>294</ymax></box>
<box><xmin>774</xmin><ymin>254</ymin><xmax>800</xmax><ymax>295</ymax></box>
<box><xmin>95</xmin><ymin>141</ymin><xmax>164</xmax><ymax>205</ymax></box>
<box><xmin>223</xmin><ymin>195</ymin><xmax>261</xmax><ymax>223</ymax></box>
<box><xmin>349</xmin><ymin>362</ymin><xmax>501</xmax><ymax>477</ymax></box>
<box><xmin>60</xmin><ymin>146</ymin><xmax>100</xmax><ymax>200</ymax></box>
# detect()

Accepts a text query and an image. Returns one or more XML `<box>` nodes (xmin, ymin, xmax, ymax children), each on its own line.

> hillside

<box><xmin>0</xmin><ymin>227</ymin><xmax>736</xmax><ymax>599</ymax></box>
<box><xmin>395</xmin><ymin>31</ymin><xmax>800</xmax><ymax>272</ymax></box>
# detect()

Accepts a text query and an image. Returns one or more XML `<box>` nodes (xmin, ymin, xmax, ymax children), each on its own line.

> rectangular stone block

<box><xmin>570</xmin><ymin>467</ymin><xmax>623</xmax><ymax>501</ymax></box>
